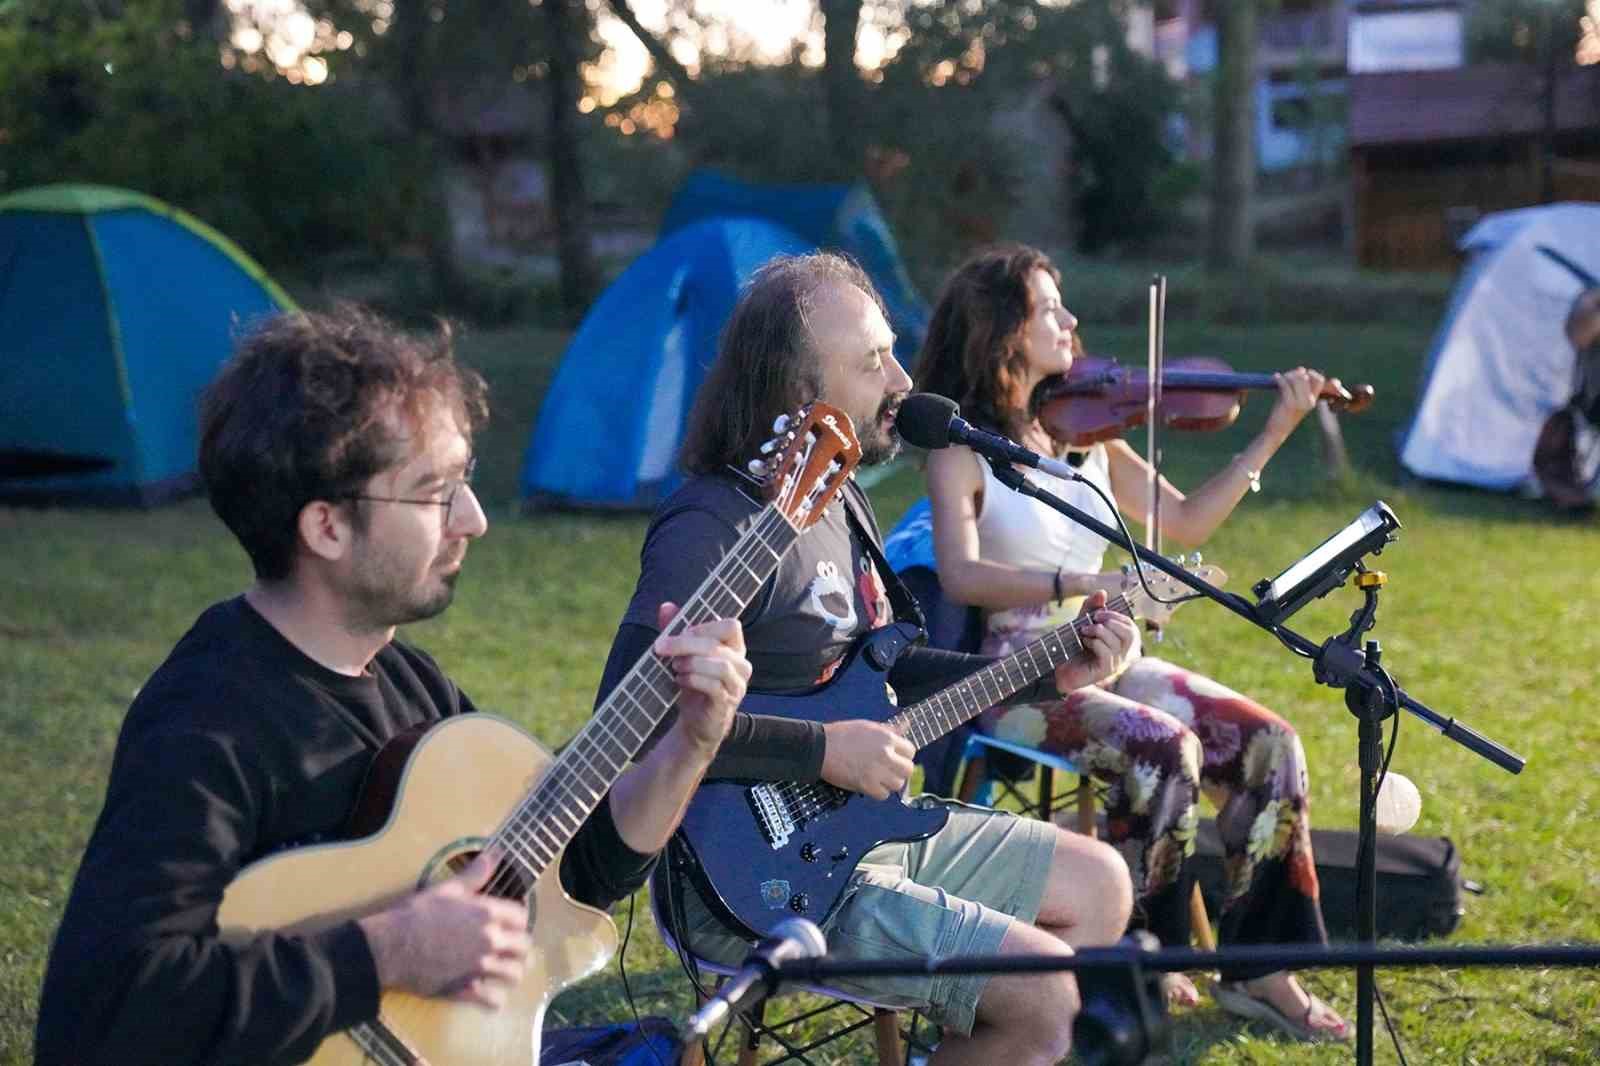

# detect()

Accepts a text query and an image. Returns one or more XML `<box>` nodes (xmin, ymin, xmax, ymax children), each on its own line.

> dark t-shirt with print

<box><xmin>593</xmin><ymin>469</ymin><xmax>1062</xmax><ymax>785</ymax></box>
<box><xmin>619</xmin><ymin>469</ymin><xmax>895</xmax><ymax>692</ymax></box>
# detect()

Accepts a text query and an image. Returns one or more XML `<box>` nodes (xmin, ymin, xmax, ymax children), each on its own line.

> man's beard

<box><xmin>344</xmin><ymin>554</ymin><xmax>460</xmax><ymax>632</ymax></box>
<box><xmin>858</xmin><ymin>393</ymin><xmax>906</xmax><ymax>466</ymax></box>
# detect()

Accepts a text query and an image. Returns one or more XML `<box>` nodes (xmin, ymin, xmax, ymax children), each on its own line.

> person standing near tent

<box><xmin>35</xmin><ymin>306</ymin><xmax>752</xmax><ymax>1066</ymax></box>
<box><xmin>1534</xmin><ymin>285</ymin><xmax>1600</xmax><ymax>507</ymax></box>
<box><xmin>594</xmin><ymin>252</ymin><xmax>1143</xmax><ymax>1065</ymax></box>
<box><xmin>911</xmin><ymin>244</ymin><xmax>1349</xmax><ymax>1042</ymax></box>
<box><xmin>1566</xmin><ymin>287</ymin><xmax>1600</xmax><ymax>425</ymax></box>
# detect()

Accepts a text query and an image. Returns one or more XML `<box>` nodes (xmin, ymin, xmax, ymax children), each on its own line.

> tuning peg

<box><xmin>747</xmin><ymin>459</ymin><xmax>767</xmax><ymax>477</ymax></box>
<box><xmin>773</xmin><ymin>413</ymin><xmax>791</xmax><ymax>433</ymax></box>
<box><xmin>760</xmin><ymin>439</ymin><xmax>777</xmax><ymax>455</ymax></box>
<box><xmin>1189</xmin><ymin>552</ymin><xmax>1202</xmax><ymax>568</ymax></box>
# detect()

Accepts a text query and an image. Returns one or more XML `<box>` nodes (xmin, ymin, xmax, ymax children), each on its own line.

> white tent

<box><xmin>1398</xmin><ymin>203</ymin><xmax>1600</xmax><ymax>493</ymax></box>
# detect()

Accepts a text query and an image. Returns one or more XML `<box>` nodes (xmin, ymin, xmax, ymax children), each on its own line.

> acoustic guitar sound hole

<box><xmin>444</xmin><ymin>848</ymin><xmax>535</xmax><ymax>904</ymax></box>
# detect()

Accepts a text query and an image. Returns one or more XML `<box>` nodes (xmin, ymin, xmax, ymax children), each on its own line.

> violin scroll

<box><xmin>1324</xmin><ymin>379</ymin><xmax>1375</xmax><ymax>415</ymax></box>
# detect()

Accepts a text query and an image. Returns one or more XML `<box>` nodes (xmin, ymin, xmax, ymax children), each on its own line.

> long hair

<box><xmin>680</xmin><ymin>252</ymin><xmax>884</xmax><ymax>475</ymax></box>
<box><xmin>198</xmin><ymin>305</ymin><xmax>488</xmax><ymax>581</ymax></box>
<box><xmin>913</xmin><ymin>243</ymin><xmax>1059</xmax><ymax>434</ymax></box>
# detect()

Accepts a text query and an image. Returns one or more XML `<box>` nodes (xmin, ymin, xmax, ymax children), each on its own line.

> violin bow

<box><xmin>1145</xmin><ymin>274</ymin><xmax>1166</xmax><ymax>640</ymax></box>
<box><xmin>1146</xmin><ymin>275</ymin><xmax>1166</xmax><ymax>561</ymax></box>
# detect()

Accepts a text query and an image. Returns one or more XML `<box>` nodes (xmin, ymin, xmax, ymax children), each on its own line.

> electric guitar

<box><xmin>676</xmin><ymin>563</ymin><xmax>1224</xmax><ymax>939</ymax></box>
<box><xmin>215</xmin><ymin>404</ymin><xmax>861</xmax><ymax>1066</ymax></box>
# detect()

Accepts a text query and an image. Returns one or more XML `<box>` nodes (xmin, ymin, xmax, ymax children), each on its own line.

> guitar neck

<box><xmin>890</xmin><ymin>593</ymin><xmax>1135</xmax><ymax>749</ymax></box>
<box><xmin>494</xmin><ymin>506</ymin><xmax>800</xmax><ymax>881</ymax></box>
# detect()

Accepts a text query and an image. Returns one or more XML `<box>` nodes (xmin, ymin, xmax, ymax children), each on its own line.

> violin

<box><xmin>1037</xmin><ymin>355</ymin><xmax>1376</xmax><ymax>448</ymax></box>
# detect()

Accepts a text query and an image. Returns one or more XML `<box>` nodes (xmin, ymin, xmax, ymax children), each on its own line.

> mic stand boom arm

<box><xmin>982</xmin><ymin>458</ymin><xmax>1523</xmax><ymax>775</ymax></box>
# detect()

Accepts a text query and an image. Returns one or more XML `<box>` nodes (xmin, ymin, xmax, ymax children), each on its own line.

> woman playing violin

<box><xmin>913</xmin><ymin>243</ymin><xmax>1349</xmax><ymax>1042</ymax></box>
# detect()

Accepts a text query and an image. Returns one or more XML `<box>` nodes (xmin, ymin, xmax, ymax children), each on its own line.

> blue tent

<box><xmin>662</xmin><ymin>171</ymin><xmax>929</xmax><ymax>364</ymax></box>
<box><xmin>521</xmin><ymin>217</ymin><xmax>812</xmax><ymax>510</ymax></box>
<box><xmin>0</xmin><ymin>184</ymin><xmax>292</xmax><ymax>504</ymax></box>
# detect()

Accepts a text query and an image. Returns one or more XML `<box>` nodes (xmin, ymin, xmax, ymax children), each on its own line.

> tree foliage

<box><xmin>0</xmin><ymin>0</ymin><xmax>428</xmax><ymax>270</ymax></box>
<box><xmin>613</xmin><ymin>0</ymin><xmax>1181</xmax><ymax>283</ymax></box>
<box><xmin>3</xmin><ymin>0</ymin><xmax>1185</xmax><ymax>311</ymax></box>
<box><xmin>1465</xmin><ymin>0</ymin><xmax>1590</xmax><ymax>65</ymax></box>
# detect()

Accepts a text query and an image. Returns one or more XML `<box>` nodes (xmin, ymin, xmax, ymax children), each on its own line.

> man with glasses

<box><xmin>36</xmin><ymin>306</ymin><xmax>753</xmax><ymax>1066</ymax></box>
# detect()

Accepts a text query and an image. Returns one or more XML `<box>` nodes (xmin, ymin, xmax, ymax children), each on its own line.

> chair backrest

<box><xmin>896</xmin><ymin>564</ymin><xmax>983</xmax><ymax>655</ymax></box>
<box><xmin>895</xmin><ymin>564</ymin><xmax>986</xmax><ymax>797</ymax></box>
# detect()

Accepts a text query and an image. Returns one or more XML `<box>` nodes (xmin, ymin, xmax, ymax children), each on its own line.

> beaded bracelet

<box><xmin>1236</xmin><ymin>456</ymin><xmax>1262</xmax><ymax>493</ymax></box>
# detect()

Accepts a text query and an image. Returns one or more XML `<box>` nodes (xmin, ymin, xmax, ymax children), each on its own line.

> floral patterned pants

<box><xmin>978</xmin><ymin>655</ymin><xmax>1327</xmax><ymax>979</ymax></box>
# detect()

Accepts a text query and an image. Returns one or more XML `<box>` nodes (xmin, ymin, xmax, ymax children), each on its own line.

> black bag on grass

<box><xmin>1192</xmin><ymin>818</ymin><xmax>1468</xmax><ymax>942</ymax></box>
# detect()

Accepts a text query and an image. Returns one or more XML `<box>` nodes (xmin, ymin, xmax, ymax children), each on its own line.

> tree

<box><xmin>1465</xmin><ymin>0</ymin><xmax>1592</xmax><ymax>204</ymax></box>
<box><xmin>312</xmin><ymin>0</ymin><xmax>604</xmax><ymax>317</ymax></box>
<box><xmin>606</xmin><ymin>0</ymin><xmax>696</xmax><ymax>88</ymax></box>
<box><xmin>544</xmin><ymin>0</ymin><xmax>599</xmax><ymax>320</ymax></box>
<box><xmin>1208</xmin><ymin>0</ymin><xmax>1258</xmax><ymax>270</ymax></box>
<box><xmin>820</xmin><ymin>0</ymin><xmax>864</xmax><ymax>176</ymax></box>
<box><xmin>596</xmin><ymin>0</ymin><xmax>1179</xmax><ymax>273</ymax></box>
<box><xmin>1465</xmin><ymin>0</ymin><xmax>1588</xmax><ymax>65</ymax></box>
<box><xmin>0</xmin><ymin>0</ymin><xmax>425</xmax><ymax>268</ymax></box>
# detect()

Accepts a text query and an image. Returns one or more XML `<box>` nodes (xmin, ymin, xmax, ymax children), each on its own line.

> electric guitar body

<box><xmin>677</xmin><ymin>564</ymin><xmax>1225</xmax><ymax>940</ymax></box>
<box><xmin>678</xmin><ymin>624</ymin><xmax>945</xmax><ymax>936</ymax></box>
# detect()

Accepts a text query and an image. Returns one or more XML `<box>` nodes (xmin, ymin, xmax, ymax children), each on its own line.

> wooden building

<box><xmin>1349</xmin><ymin>62</ymin><xmax>1600</xmax><ymax>270</ymax></box>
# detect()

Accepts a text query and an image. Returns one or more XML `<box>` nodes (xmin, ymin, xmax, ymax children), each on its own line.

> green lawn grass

<box><xmin>3</xmin><ymin>310</ymin><xmax>1598</xmax><ymax>1065</ymax></box>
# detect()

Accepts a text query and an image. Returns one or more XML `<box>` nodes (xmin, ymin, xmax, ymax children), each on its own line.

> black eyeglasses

<box><xmin>343</xmin><ymin>457</ymin><xmax>478</xmax><ymax>523</ymax></box>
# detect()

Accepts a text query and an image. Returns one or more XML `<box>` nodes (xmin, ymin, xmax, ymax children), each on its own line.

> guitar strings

<box><xmin>480</xmin><ymin>503</ymin><xmax>801</xmax><ymax>901</ymax></box>
<box><xmin>500</xmin><ymin>455</ymin><xmax>847</xmax><ymax>873</ymax></box>
<box><xmin>482</xmin><ymin>506</ymin><xmax>790</xmax><ymax>898</ymax></box>
<box><xmin>771</xmin><ymin>593</ymin><xmax>1135</xmax><ymax>819</ymax></box>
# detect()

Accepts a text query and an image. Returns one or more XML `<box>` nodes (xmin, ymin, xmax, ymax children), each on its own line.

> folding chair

<box><xmin>650</xmin><ymin>869</ymin><xmax>929</xmax><ymax>1066</ymax></box>
<box><xmin>957</xmin><ymin>731</ymin><xmax>1217</xmax><ymax>952</ymax></box>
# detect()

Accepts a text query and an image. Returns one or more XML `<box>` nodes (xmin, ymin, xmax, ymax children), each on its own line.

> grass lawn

<box><xmin>3</xmin><ymin>307</ymin><xmax>1598</xmax><ymax>1065</ymax></box>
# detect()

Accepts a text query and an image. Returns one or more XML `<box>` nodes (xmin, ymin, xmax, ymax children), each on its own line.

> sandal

<box><xmin>1212</xmin><ymin>979</ymin><xmax>1352</xmax><ymax>1043</ymax></box>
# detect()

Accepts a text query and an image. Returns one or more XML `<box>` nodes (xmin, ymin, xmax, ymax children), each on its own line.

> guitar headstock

<box><xmin>748</xmin><ymin>403</ymin><xmax>863</xmax><ymax>530</ymax></box>
<box><xmin>1122</xmin><ymin>558</ymin><xmax>1227</xmax><ymax>628</ymax></box>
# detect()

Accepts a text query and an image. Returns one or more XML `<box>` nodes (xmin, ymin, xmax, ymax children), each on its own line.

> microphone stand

<box><xmin>770</xmin><ymin>941</ymin><xmax>1600</xmax><ymax>1066</ymax></box>
<box><xmin>981</xmin><ymin>456</ymin><xmax>1525</xmax><ymax>1066</ymax></box>
<box><xmin>779</xmin><ymin>941</ymin><xmax>1600</xmax><ymax>982</ymax></box>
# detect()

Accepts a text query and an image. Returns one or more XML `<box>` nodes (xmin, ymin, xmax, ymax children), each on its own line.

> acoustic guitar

<box><xmin>216</xmin><ymin>404</ymin><xmax>862</xmax><ymax>1066</ymax></box>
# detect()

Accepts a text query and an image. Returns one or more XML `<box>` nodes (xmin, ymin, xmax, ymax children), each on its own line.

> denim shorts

<box><xmin>674</xmin><ymin>797</ymin><xmax>1058</xmax><ymax>1035</ymax></box>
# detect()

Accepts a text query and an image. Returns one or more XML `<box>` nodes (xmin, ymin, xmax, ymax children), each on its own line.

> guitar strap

<box><xmin>839</xmin><ymin>481</ymin><xmax>927</xmax><ymax>636</ymax></box>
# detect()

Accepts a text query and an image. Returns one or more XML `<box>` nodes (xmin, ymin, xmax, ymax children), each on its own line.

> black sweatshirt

<box><xmin>36</xmin><ymin>597</ymin><xmax>654</xmax><ymax>1066</ymax></box>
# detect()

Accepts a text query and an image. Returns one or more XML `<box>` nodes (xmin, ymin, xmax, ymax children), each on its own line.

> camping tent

<box><xmin>520</xmin><ymin>217</ymin><xmax>811</xmax><ymax>510</ymax></box>
<box><xmin>662</xmin><ymin>170</ymin><xmax>929</xmax><ymax>363</ymax></box>
<box><xmin>1398</xmin><ymin>203</ymin><xmax>1600</xmax><ymax>492</ymax></box>
<box><xmin>0</xmin><ymin>184</ymin><xmax>292</xmax><ymax>504</ymax></box>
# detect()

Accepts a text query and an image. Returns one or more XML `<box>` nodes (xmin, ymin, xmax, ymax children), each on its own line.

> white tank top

<box><xmin>972</xmin><ymin>442</ymin><xmax>1120</xmax><ymax>638</ymax></box>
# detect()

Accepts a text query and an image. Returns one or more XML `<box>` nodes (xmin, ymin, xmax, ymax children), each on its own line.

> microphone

<box><xmin>681</xmin><ymin>917</ymin><xmax>828</xmax><ymax>1039</ymax></box>
<box><xmin>896</xmin><ymin>393</ymin><xmax>1084</xmax><ymax>482</ymax></box>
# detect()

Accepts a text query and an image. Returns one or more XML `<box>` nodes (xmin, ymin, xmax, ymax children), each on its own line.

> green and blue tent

<box><xmin>0</xmin><ymin>184</ymin><xmax>292</xmax><ymax>504</ymax></box>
